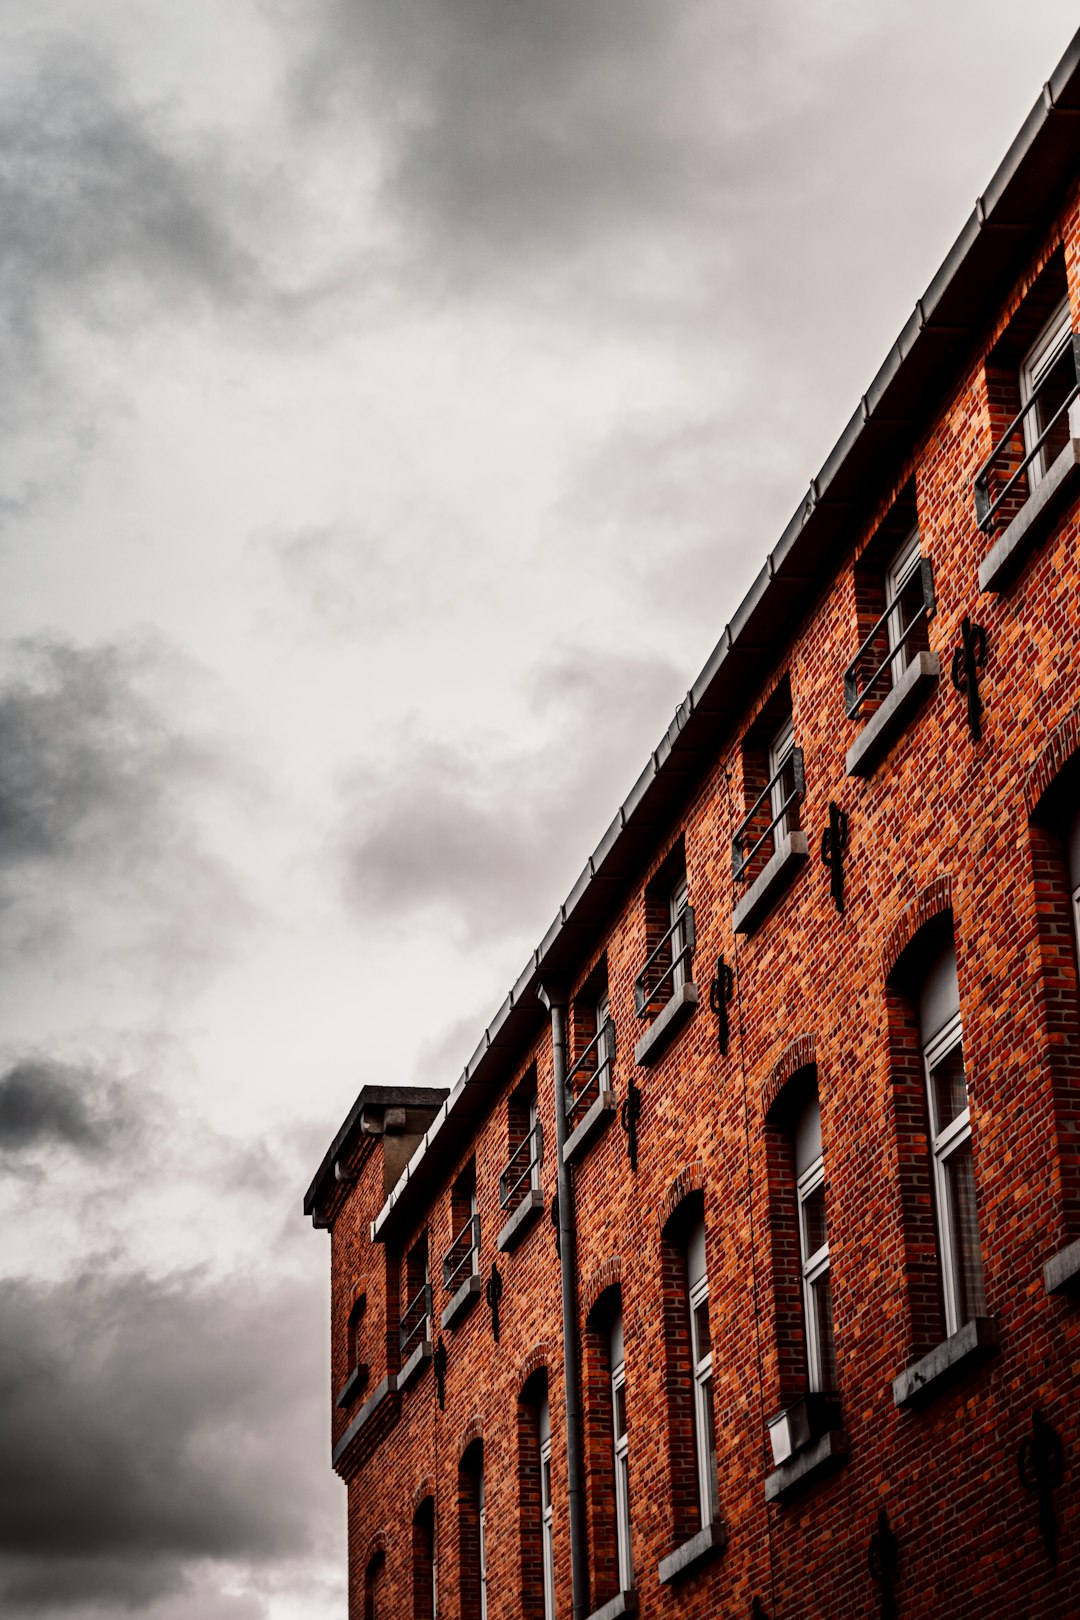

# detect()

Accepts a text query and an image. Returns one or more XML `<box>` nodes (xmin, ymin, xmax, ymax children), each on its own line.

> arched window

<box><xmin>459</xmin><ymin>1440</ymin><xmax>487</xmax><ymax>1620</ymax></box>
<box><xmin>413</xmin><ymin>1497</ymin><xmax>436</xmax><ymax>1620</ymax></box>
<box><xmin>517</xmin><ymin>1371</ymin><xmax>552</xmax><ymax>1620</ymax></box>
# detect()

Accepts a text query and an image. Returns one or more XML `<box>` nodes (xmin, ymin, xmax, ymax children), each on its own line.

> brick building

<box><xmin>306</xmin><ymin>32</ymin><xmax>1080</xmax><ymax>1620</ymax></box>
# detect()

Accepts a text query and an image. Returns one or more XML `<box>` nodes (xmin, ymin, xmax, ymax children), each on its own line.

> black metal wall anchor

<box><xmin>820</xmin><ymin>801</ymin><xmax>849</xmax><ymax>914</ymax></box>
<box><xmin>751</xmin><ymin>1598</ymin><xmax>769</xmax><ymax>1620</ymax></box>
<box><xmin>550</xmin><ymin>1193</ymin><xmax>560</xmax><ymax>1257</ymax></box>
<box><xmin>620</xmin><ymin>1073</ymin><xmax>642</xmax><ymax>1171</ymax></box>
<box><xmin>868</xmin><ymin>1507</ymin><xmax>899</xmax><ymax>1620</ymax></box>
<box><xmin>950</xmin><ymin>616</ymin><xmax>989</xmax><ymax>742</ymax></box>
<box><xmin>708</xmin><ymin>955</ymin><xmax>735</xmax><ymax>1055</ymax></box>
<box><xmin>484</xmin><ymin>1262</ymin><xmax>503</xmax><ymax>1343</ymax></box>
<box><xmin>1018</xmin><ymin>1408</ymin><xmax>1065</xmax><ymax>1565</ymax></box>
<box><xmin>433</xmin><ymin>1337</ymin><xmax>447</xmax><ymax>1410</ymax></box>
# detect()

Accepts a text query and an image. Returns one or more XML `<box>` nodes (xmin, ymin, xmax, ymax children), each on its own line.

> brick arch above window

<box><xmin>457</xmin><ymin>1414</ymin><xmax>485</xmax><ymax>1464</ymax></box>
<box><xmin>881</xmin><ymin>875</ymin><xmax>953</xmax><ymax>981</ymax></box>
<box><xmin>760</xmin><ymin>1033</ymin><xmax>817</xmax><ymax>1119</ymax></box>
<box><xmin>657</xmin><ymin>1161</ymin><xmax>705</xmax><ymax>1233</ymax></box>
<box><xmin>516</xmin><ymin>1341</ymin><xmax>554</xmax><ymax>1396</ymax></box>
<box><xmin>1024</xmin><ymin>704</ymin><xmax>1080</xmax><ymax>817</ymax></box>
<box><xmin>581</xmin><ymin>1255</ymin><xmax>622</xmax><ymax>1321</ymax></box>
<box><xmin>411</xmin><ymin>1477</ymin><xmax>435</xmax><ymax>1517</ymax></box>
<box><xmin>363</xmin><ymin>1528</ymin><xmax>389</xmax><ymax>1570</ymax></box>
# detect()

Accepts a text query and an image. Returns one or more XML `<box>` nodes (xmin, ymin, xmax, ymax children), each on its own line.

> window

<box><xmin>445</xmin><ymin>1164</ymin><xmax>479</xmax><ymax>1296</ymax></box>
<box><xmin>459</xmin><ymin>1441</ymin><xmax>486</xmax><ymax>1620</ymax></box>
<box><xmin>402</xmin><ymin>1233</ymin><xmax>431</xmax><ymax>1360</ymax></box>
<box><xmin>539</xmin><ymin>1396</ymin><xmax>555</xmax><ymax>1620</ymax></box>
<box><xmin>478</xmin><ymin>1468</ymin><xmax>488</xmax><ymax>1620</ymax></box>
<box><xmin>364</xmin><ymin>1551</ymin><xmax>385</xmax><ymax>1620</ymax></box>
<box><xmin>1020</xmin><ymin>297</ymin><xmax>1074</xmax><ymax>487</ymax></box>
<box><xmin>883</xmin><ymin>528</ymin><xmax>925</xmax><ymax>689</ymax></box>
<box><xmin>566</xmin><ymin>963</ymin><xmax>617</xmax><ymax>1150</ymax></box>
<box><xmin>668</xmin><ymin>877</ymin><xmax>690</xmax><ymax>997</ymax></box>
<box><xmin>733</xmin><ymin>683</ymin><xmax>803</xmax><ymax>887</ymax></box>
<box><xmin>635</xmin><ymin>844</ymin><xmax>696</xmax><ymax>1029</ymax></box>
<box><xmin>413</xmin><ymin>1498</ymin><xmax>436</xmax><ymax>1620</ymax></box>
<box><xmin>517</xmin><ymin>1371</ymin><xmax>552</xmax><ymax>1620</ymax></box>
<box><xmin>794</xmin><ymin>1094</ymin><xmax>837</xmax><ymax>1393</ymax></box>
<box><xmin>919</xmin><ymin>940</ymin><xmax>985</xmax><ymax>1337</ymax></box>
<box><xmin>687</xmin><ymin>1219</ymin><xmax>719</xmax><ymax>1529</ymax></box>
<box><xmin>501</xmin><ymin>1071</ymin><xmax>542</xmax><ymax>1216</ymax></box>
<box><xmin>609</xmin><ymin>1312</ymin><xmax>632</xmax><ymax>1592</ymax></box>
<box><xmin>768</xmin><ymin>715</ymin><xmax>797</xmax><ymax>844</ymax></box>
<box><xmin>1069</xmin><ymin>799</ymin><xmax>1080</xmax><ymax>963</ymax></box>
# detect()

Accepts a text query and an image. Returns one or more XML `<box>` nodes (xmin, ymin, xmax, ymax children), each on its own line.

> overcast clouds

<box><xmin>1</xmin><ymin>5</ymin><xmax>1078</xmax><ymax>1618</ymax></box>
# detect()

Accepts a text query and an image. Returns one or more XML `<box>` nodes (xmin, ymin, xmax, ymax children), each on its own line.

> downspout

<box><xmin>538</xmin><ymin>982</ymin><xmax>589</xmax><ymax>1620</ymax></box>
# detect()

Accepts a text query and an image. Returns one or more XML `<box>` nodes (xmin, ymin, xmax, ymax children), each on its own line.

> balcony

<box><xmin>975</xmin><ymin>336</ymin><xmax>1080</xmax><ymax>591</ymax></box>
<box><xmin>497</xmin><ymin>1120</ymin><xmax>545</xmax><ymax>1253</ymax></box>
<box><xmin>398</xmin><ymin>1281</ymin><xmax>432</xmax><ymax>1388</ymax></box>
<box><xmin>843</xmin><ymin>559</ymin><xmax>937</xmax><ymax>778</ymax></box>
<box><xmin>731</xmin><ymin>752</ymin><xmax>807</xmax><ymax>936</ymax></box>
<box><xmin>633</xmin><ymin>905</ymin><xmax>697</xmax><ymax>1067</ymax></box>
<box><xmin>563</xmin><ymin>1020</ymin><xmax>616</xmax><ymax>1163</ymax></box>
<box><xmin>440</xmin><ymin>1212</ymin><xmax>481</xmax><ymax>1330</ymax></box>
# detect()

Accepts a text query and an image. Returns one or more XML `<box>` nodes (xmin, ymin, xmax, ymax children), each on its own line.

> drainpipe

<box><xmin>538</xmin><ymin>981</ymin><xmax>589</xmax><ymax>1620</ymax></box>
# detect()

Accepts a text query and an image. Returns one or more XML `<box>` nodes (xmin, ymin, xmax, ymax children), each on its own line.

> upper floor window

<box><xmin>635</xmin><ymin>846</ymin><xmax>696</xmax><ymax>1019</ymax></box>
<box><xmin>733</xmin><ymin>685</ymin><xmax>803</xmax><ymax>887</ymax></box>
<box><xmin>444</xmin><ymin>1163</ymin><xmax>480</xmax><ymax>1298</ymax></box>
<box><xmin>501</xmin><ymin>1071</ymin><xmax>542</xmax><ymax>1212</ymax></box>
<box><xmin>401</xmin><ymin>1232</ymin><xmax>432</xmax><ymax>1361</ymax></box>
<box><xmin>919</xmin><ymin>940</ymin><xmax>985</xmax><ymax>1337</ymax></box>
<box><xmin>1020</xmin><ymin>297</ymin><xmax>1074</xmax><ymax>487</ymax></box>
<box><xmin>1069</xmin><ymin>800</ymin><xmax>1080</xmax><ymax>961</ymax></box>
<box><xmin>975</xmin><ymin>254</ymin><xmax>1078</xmax><ymax>543</ymax></box>
<box><xmin>567</xmin><ymin>966</ymin><xmax>616</xmax><ymax>1136</ymax></box>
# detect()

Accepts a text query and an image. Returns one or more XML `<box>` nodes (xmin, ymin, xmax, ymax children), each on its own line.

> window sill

<box><xmin>586</xmin><ymin>1591</ymin><xmax>638</xmax><ymax>1620</ymax></box>
<box><xmin>978</xmin><ymin>438</ymin><xmax>1080</xmax><ymax>594</ymax></box>
<box><xmin>845</xmin><ymin>651</ymin><xmax>939</xmax><ymax>779</ymax></box>
<box><xmin>732</xmin><ymin>831</ymin><xmax>808</xmax><ymax>937</ymax></box>
<box><xmin>563</xmin><ymin>1086</ymin><xmax>616</xmax><ymax>1165</ymax></box>
<box><xmin>497</xmin><ymin>1187</ymin><xmax>545</xmax><ymax>1253</ymax></box>
<box><xmin>656</xmin><ymin>1519</ymin><xmax>727</xmax><ymax>1585</ymax></box>
<box><xmin>633</xmin><ymin>981</ymin><xmax>698</xmax><ymax>1068</ymax></box>
<box><xmin>891</xmin><ymin>1316</ymin><xmax>999</xmax><ymax>1409</ymax></box>
<box><xmin>397</xmin><ymin>1339</ymin><xmax>432</xmax><ymax>1392</ymax></box>
<box><xmin>331</xmin><ymin>1372</ymin><xmax>398</xmax><ymax>1470</ymax></box>
<box><xmin>1043</xmin><ymin>1235</ymin><xmax>1080</xmax><ymax>1296</ymax></box>
<box><xmin>334</xmin><ymin>1363</ymin><xmax>370</xmax><ymax>1411</ymax></box>
<box><xmin>765</xmin><ymin>1428</ymin><xmax>849</xmax><ymax>1503</ymax></box>
<box><xmin>440</xmin><ymin>1272</ymin><xmax>481</xmax><ymax>1331</ymax></box>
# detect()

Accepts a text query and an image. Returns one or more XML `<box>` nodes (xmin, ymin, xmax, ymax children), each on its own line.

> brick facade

<box><xmin>307</xmin><ymin>38</ymin><xmax>1080</xmax><ymax>1620</ymax></box>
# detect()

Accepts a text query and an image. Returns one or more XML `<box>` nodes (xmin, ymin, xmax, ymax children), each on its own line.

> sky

<box><xmin>0</xmin><ymin>4</ymin><xmax>1077</xmax><ymax>1617</ymax></box>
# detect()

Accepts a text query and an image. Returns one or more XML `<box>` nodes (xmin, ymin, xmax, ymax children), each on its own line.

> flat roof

<box><xmin>311</xmin><ymin>28</ymin><xmax>1080</xmax><ymax>1247</ymax></box>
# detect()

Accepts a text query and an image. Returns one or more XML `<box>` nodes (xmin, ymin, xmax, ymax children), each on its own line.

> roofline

<box><xmin>303</xmin><ymin>1085</ymin><xmax>450</xmax><ymax>1220</ymax></box>
<box><xmin>348</xmin><ymin>29</ymin><xmax>1080</xmax><ymax>1246</ymax></box>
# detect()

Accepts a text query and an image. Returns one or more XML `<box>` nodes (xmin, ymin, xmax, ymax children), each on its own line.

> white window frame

<box><xmin>596</xmin><ymin>990</ymin><xmax>612</xmax><ymax>1089</ymax></box>
<box><xmin>688</xmin><ymin>1271</ymin><xmax>715</xmax><ymax>1528</ymax></box>
<box><xmin>924</xmin><ymin>1011</ymin><xmax>976</xmax><ymax>1337</ymax></box>
<box><xmin>768</xmin><ymin>714</ymin><xmax>796</xmax><ymax>841</ymax></box>
<box><xmin>796</xmin><ymin>1156</ymin><xmax>832</xmax><ymax>1392</ymax></box>
<box><xmin>1020</xmin><ymin>297</ymin><xmax>1073</xmax><ymax>485</ymax></box>
<box><xmin>478</xmin><ymin>1468</ymin><xmax>488</xmax><ymax>1620</ymax></box>
<box><xmin>669</xmin><ymin>875</ymin><xmax>689</xmax><ymax>995</ymax></box>
<box><xmin>611</xmin><ymin>1352</ymin><xmax>632</xmax><ymax>1591</ymax></box>
<box><xmin>429</xmin><ymin>1505</ymin><xmax>438</xmax><ymax>1620</ymax></box>
<box><xmin>884</xmin><ymin>526</ymin><xmax>922</xmax><ymax>688</ymax></box>
<box><xmin>539</xmin><ymin>1421</ymin><xmax>554</xmax><ymax>1620</ymax></box>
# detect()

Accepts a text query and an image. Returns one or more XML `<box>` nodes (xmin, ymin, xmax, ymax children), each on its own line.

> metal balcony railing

<box><xmin>499</xmin><ymin>1119</ymin><xmax>543</xmax><ymax>1209</ymax></box>
<box><xmin>634</xmin><ymin>907</ymin><xmax>696</xmax><ymax>1016</ymax></box>
<box><xmin>974</xmin><ymin>336</ymin><xmax>1080</xmax><ymax>533</ymax></box>
<box><xmin>564</xmin><ymin>1019</ymin><xmax>616</xmax><ymax>1131</ymax></box>
<box><xmin>399</xmin><ymin>1280</ymin><xmax>432</xmax><ymax>1358</ymax></box>
<box><xmin>442</xmin><ymin>1213</ymin><xmax>480</xmax><ymax>1294</ymax></box>
<box><xmin>732</xmin><ymin>751</ymin><xmax>804</xmax><ymax>882</ymax></box>
<box><xmin>843</xmin><ymin>559</ymin><xmax>935</xmax><ymax>718</ymax></box>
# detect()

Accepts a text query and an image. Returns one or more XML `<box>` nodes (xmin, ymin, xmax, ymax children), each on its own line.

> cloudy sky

<box><xmin>1</xmin><ymin>4</ymin><xmax>1077</xmax><ymax>1617</ymax></box>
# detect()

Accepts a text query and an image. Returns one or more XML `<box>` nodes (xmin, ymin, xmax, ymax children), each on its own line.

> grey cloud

<box><xmin>0</xmin><ymin>1059</ymin><xmax>111</xmax><ymax>1153</ymax></box>
<box><xmin>0</xmin><ymin>636</ymin><xmax>247</xmax><ymax>976</ymax></box>
<box><xmin>0</xmin><ymin>1266</ymin><xmax>336</xmax><ymax>1616</ymax></box>
<box><xmin>340</xmin><ymin>645</ymin><xmax>684</xmax><ymax>941</ymax></box>
<box><xmin>0</xmin><ymin>52</ymin><xmax>246</xmax><ymax>414</ymax></box>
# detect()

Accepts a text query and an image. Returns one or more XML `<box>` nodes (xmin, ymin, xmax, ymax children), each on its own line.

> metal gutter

<box><xmin>347</xmin><ymin>28</ymin><xmax>1080</xmax><ymax>1248</ymax></box>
